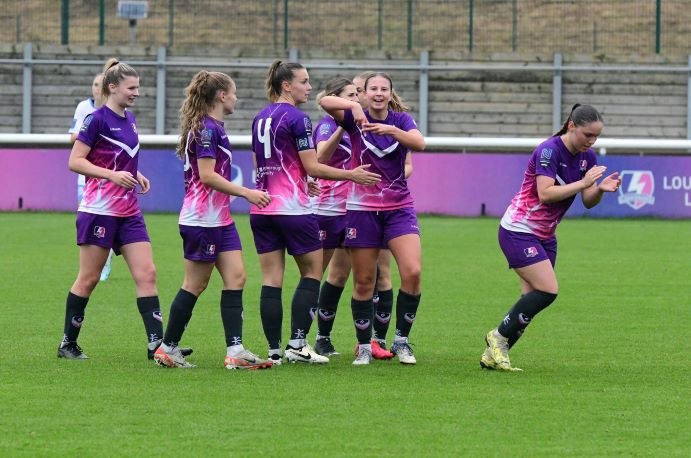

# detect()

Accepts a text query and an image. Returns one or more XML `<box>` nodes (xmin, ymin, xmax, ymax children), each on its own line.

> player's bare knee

<box><xmin>329</xmin><ymin>269</ymin><xmax>349</xmax><ymax>286</ymax></box>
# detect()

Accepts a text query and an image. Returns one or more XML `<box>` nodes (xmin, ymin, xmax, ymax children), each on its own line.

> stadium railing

<box><xmin>1</xmin><ymin>133</ymin><xmax>691</xmax><ymax>155</ymax></box>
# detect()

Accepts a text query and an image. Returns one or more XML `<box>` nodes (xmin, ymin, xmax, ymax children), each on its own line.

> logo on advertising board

<box><xmin>618</xmin><ymin>170</ymin><xmax>655</xmax><ymax>210</ymax></box>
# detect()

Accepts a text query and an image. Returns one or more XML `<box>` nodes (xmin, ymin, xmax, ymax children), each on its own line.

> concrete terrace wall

<box><xmin>0</xmin><ymin>44</ymin><xmax>688</xmax><ymax>139</ymax></box>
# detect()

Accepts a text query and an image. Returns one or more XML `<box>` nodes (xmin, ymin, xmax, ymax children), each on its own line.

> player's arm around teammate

<box><xmin>154</xmin><ymin>71</ymin><xmax>272</xmax><ymax>370</ymax></box>
<box><xmin>250</xmin><ymin>61</ymin><xmax>380</xmax><ymax>366</ymax></box>
<box><xmin>320</xmin><ymin>72</ymin><xmax>425</xmax><ymax>365</ymax></box>
<box><xmin>481</xmin><ymin>104</ymin><xmax>621</xmax><ymax>372</ymax></box>
<box><xmin>58</xmin><ymin>59</ymin><xmax>165</xmax><ymax>360</ymax></box>
<box><xmin>311</xmin><ymin>78</ymin><xmax>361</xmax><ymax>357</ymax></box>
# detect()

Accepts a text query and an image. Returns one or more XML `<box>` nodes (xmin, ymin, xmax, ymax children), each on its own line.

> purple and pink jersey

<box><xmin>341</xmin><ymin>109</ymin><xmax>418</xmax><ymax>211</ymax></box>
<box><xmin>500</xmin><ymin>136</ymin><xmax>598</xmax><ymax>239</ymax></box>
<box><xmin>312</xmin><ymin>115</ymin><xmax>352</xmax><ymax>215</ymax></box>
<box><xmin>178</xmin><ymin>116</ymin><xmax>234</xmax><ymax>227</ymax></box>
<box><xmin>76</xmin><ymin>105</ymin><xmax>141</xmax><ymax>217</ymax></box>
<box><xmin>251</xmin><ymin>103</ymin><xmax>315</xmax><ymax>215</ymax></box>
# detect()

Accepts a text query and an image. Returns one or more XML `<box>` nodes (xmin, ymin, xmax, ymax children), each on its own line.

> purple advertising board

<box><xmin>1</xmin><ymin>149</ymin><xmax>690</xmax><ymax>218</ymax></box>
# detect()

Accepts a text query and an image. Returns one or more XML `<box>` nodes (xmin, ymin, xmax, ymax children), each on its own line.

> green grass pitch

<box><xmin>0</xmin><ymin>213</ymin><xmax>688</xmax><ymax>457</ymax></box>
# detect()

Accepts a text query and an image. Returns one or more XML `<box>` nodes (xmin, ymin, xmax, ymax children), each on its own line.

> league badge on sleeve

<box><xmin>539</xmin><ymin>148</ymin><xmax>553</xmax><ymax>167</ymax></box>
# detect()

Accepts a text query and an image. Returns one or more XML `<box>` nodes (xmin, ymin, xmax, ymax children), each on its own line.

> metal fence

<box><xmin>1</xmin><ymin>0</ymin><xmax>689</xmax><ymax>55</ymax></box>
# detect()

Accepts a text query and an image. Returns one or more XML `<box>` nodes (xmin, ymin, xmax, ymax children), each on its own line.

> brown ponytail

<box><xmin>553</xmin><ymin>104</ymin><xmax>603</xmax><ymax>136</ymax></box>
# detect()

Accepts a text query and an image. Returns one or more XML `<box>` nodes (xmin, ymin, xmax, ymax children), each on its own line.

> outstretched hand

<box><xmin>598</xmin><ymin>172</ymin><xmax>622</xmax><ymax>193</ymax></box>
<box><xmin>350</xmin><ymin>164</ymin><xmax>381</xmax><ymax>185</ymax></box>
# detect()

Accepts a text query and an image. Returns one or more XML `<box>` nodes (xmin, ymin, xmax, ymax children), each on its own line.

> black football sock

<box><xmin>394</xmin><ymin>290</ymin><xmax>421</xmax><ymax>339</ymax></box>
<box><xmin>372</xmin><ymin>264</ymin><xmax>381</xmax><ymax>302</ymax></box>
<box><xmin>260</xmin><ymin>286</ymin><xmax>283</xmax><ymax>350</ymax></box>
<box><xmin>290</xmin><ymin>278</ymin><xmax>320</xmax><ymax>342</ymax></box>
<box><xmin>497</xmin><ymin>290</ymin><xmax>558</xmax><ymax>347</ymax></box>
<box><xmin>373</xmin><ymin>288</ymin><xmax>393</xmax><ymax>341</ymax></box>
<box><xmin>220</xmin><ymin>289</ymin><xmax>244</xmax><ymax>347</ymax></box>
<box><xmin>317</xmin><ymin>281</ymin><xmax>343</xmax><ymax>338</ymax></box>
<box><xmin>351</xmin><ymin>297</ymin><xmax>373</xmax><ymax>345</ymax></box>
<box><xmin>162</xmin><ymin>289</ymin><xmax>197</xmax><ymax>347</ymax></box>
<box><xmin>62</xmin><ymin>291</ymin><xmax>89</xmax><ymax>343</ymax></box>
<box><xmin>137</xmin><ymin>296</ymin><xmax>164</xmax><ymax>344</ymax></box>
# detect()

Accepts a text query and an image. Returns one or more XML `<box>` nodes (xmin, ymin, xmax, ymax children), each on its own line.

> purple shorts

<box><xmin>76</xmin><ymin>211</ymin><xmax>150</xmax><ymax>255</ymax></box>
<box><xmin>343</xmin><ymin>207</ymin><xmax>420</xmax><ymax>249</ymax></box>
<box><xmin>316</xmin><ymin>214</ymin><xmax>346</xmax><ymax>250</ymax></box>
<box><xmin>498</xmin><ymin>226</ymin><xmax>557</xmax><ymax>269</ymax></box>
<box><xmin>179</xmin><ymin>223</ymin><xmax>242</xmax><ymax>262</ymax></box>
<box><xmin>250</xmin><ymin>214</ymin><xmax>322</xmax><ymax>256</ymax></box>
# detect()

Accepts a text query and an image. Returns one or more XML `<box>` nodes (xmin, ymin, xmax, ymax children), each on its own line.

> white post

<box><xmin>552</xmin><ymin>53</ymin><xmax>563</xmax><ymax>133</ymax></box>
<box><xmin>155</xmin><ymin>46</ymin><xmax>166</xmax><ymax>135</ymax></box>
<box><xmin>22</xmin><ymin>43</ymin><xmax>32</xmax><ymax>134</ymax></box>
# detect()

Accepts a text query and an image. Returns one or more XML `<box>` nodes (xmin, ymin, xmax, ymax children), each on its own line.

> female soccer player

<box><xmin>351</xmin><ymin>72</ymin><xmax>413</xmax><ymax>358</ymax></box>
<box><xmin>311</xmin><ymin>78</ymin><xmax>359</xmax><ymax>357</ymax></box>
<box><xmin>154</xmin><ymin>71</ymin><xmax>273</xmax><ymax>370</ymax></box>
<box><xmin>481</xmin><ymin>104</ymin><xmax>621</xmax><ymax>371</ymax></box>
<box><xmin>69</xmin><ymin>72</ymin><xmax>114</xmax><ymax>282</ymax></box>
<box><xmin>251</xmin><ymin>61</ymin><xmax>380</xmax><ymax>365</ymax></box>
<box><xmin>58</xmin><ymin>58</ymin><xmax>168</xmax><ymax>360</ymax></box>
<box><xmin>320</xmin><ymin>72</ymin><xmax>425</xmax><ymax>365</ymax></box>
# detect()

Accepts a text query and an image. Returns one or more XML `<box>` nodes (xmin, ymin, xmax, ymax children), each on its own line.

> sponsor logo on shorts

<box><xmin>346</xmin><ymin>227</ymin><xmax>357</xmax><ymax>239</ymax></box>
<box><xmin>93</xmin><ymin>226</ymin><xmax>106</xmax><ymax>238</ymax></box>
<box><xmin>618</xmin><ymin>170</ymin><xmax>655</xmax><ymax>210</ymax></box>
<box><xmin>205</xmin><ymin>244</ymin><xmax>216</xmax><ymax>256</ymax></box>
<box><xmin>318</xmin><ymin>230</ymin><xmax>327</xmax><ymax>241</ymax></box>
<box><xmin>354</xmin><ymin>319</ymin><xmax>370</xmax><ymax>330</ymax></box>
<box><xmin>524</xmin><ymin>246</ymin><xmax>538</xmax><ymax>258</ymax></box>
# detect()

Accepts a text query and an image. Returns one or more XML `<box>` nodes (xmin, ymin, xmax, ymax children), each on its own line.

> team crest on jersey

<box><xmin>580</xmin><ymin>160</ymin><xmax>588</xmax><ymax>171</ymax></box>
<box><xmin>524</xmin><ymin>246</ymin><xmax>538</xmax><ymax>258</ymax></box>
<box><xmin>618</xmin><ymin>170</ymin><xmax>655</xmax><ymax>210</ymax></box>
<box><xmin>205</xmin><ymin>244</ymin><xmax>216</xmax><ymax>256</ymax></box>
<box><xmin>345</xmin><ymin>227</ymin><xmax>357</xmax><ymax>239</ymax></box>
<box><xmin>93</xmin><ymin>226</ymin><xmax>106</xmax><ymax>239</ymax></box>
<box><xmin>131</xmin><ymin>123</ymin><xmax>138</xmax><ymax>134</ymax></box>
<box><xmin>539</xmin><ymin>148</ymin><xmax>553</xmax><ymax>167</ymax></box>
